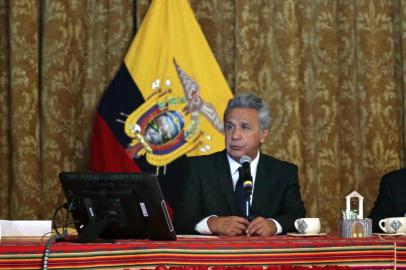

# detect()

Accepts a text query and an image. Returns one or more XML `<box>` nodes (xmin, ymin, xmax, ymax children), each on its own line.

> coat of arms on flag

<box><xmin>124</xmin><ymin>59</ymin><xmax>225</xmax><ymax>166</ymax></box>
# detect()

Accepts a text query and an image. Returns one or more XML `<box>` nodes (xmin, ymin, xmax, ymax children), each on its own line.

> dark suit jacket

<box><xmin>174</xmin><ymin>150</ymin><xmax>306</xmax><ymax>234</ymax></box>
<box><xmin>369</xmin><ymin>168</ymin><xmax>406</xmax><ymax>232</ymax></box>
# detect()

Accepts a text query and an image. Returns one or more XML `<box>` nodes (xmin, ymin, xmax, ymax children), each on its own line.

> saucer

<box><xmin>373</xmin><ymin>232</ymin><xmax>406</xmax><ymax>236</ymax></box>
<box><xmin>287</xmin><ymin>232</ymin><xmax>327</xmax><ymax>237</ymax></box>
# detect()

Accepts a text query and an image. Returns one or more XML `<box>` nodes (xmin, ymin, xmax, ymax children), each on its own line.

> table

<box><xmin>0</xmin><ymin>234</ymin><xmax>405</xmax><ymax>269</ymax></box>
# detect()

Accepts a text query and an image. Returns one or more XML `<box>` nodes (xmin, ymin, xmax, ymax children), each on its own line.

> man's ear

<box><xmin>260</xmin><ymin>128</ymin><xmax>269</xmax><ymax>144</ymax></box>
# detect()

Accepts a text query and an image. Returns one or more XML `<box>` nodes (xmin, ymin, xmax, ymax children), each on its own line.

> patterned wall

<box><xmin>0</xmin><ymin>0</ymin><xmax>405</xmax><ymax>232</ymax></box>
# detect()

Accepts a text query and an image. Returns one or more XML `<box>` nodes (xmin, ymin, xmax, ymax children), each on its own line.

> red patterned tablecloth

<box><xmin>0</xmin><ymin>234</ymin><xmax>405</xmax><ymax>269</ymax></box>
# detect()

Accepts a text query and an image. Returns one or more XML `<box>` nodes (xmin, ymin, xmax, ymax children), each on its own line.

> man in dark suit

<box><xmin>174</xmin><ymin>92</ymin><xmax>306</xmax><ymax>236</ymax></box>
<box><xmin>369</xmin><ymin>168</ymin><xmax>406</xmax><ymax>232</ymax></box>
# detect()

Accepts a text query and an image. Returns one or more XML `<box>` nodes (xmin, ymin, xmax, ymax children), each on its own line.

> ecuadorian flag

<box><xmin>90</xmin><ymin>0</ymin><xmax>233</xmax><ymax>208</ymax></box>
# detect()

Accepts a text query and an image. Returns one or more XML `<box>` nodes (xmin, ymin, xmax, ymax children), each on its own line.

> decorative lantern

<box><xmin>339</xmin><ymin>191</ymin><xmax>372</xmax><ymax>238</ymax></box>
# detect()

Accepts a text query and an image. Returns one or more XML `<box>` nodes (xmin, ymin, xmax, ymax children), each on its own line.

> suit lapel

<box><xmin>252</xmin><ymin>153</ymin><xmax>272</xmax><ymax>212</ymax></box>
<box><xmin>216</xmin><ymin>151</ymin><xmax>237</xmax><ymax>215</ymax></box>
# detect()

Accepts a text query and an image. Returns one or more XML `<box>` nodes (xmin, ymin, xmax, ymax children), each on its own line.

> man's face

<box><xmin>224</xmin><ymin>108</ymin><xmax>269</xmax><ymax>162</ymax></box>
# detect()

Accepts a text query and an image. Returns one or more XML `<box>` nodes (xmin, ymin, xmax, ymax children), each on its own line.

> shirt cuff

<box><xmin>270</xmin><ymin>218</ymin><xmax>282</xmax><ymax>234</ymax></box>
<box><xmin>195</xmin><ymin>215</ymin><xmax>217</xmax><ymax>235</ymax></box>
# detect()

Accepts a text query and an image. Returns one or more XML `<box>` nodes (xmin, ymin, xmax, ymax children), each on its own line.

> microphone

<box><xmin>239</xmin><ymin>155</ymin><xmax>253</xmax><ymax>195</ymax></box>
<box><xmin>239</xmin><ymin>155</ymin><xmax>253</xmax><ymax>221</ymax></box>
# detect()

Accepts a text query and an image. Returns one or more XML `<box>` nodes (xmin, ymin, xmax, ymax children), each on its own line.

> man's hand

<box><xmin>207</xmin><ymin>216</ymin><xmax>249</xmax><ymax>236</ymax></box>
<box><xmin>246</xmin><ymin>217</ymin><xmax>277</xmax><ymax>236</ymax></box>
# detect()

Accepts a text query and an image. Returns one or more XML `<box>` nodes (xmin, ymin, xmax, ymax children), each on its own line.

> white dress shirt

<box><xmin>194</xmin><ymin>151</ymin><xmax>282</xmax><ymax>235</ymax></box>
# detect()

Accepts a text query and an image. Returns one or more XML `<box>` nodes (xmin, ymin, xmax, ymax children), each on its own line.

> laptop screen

<box><xmin>59</xmin><ymin>172</ymin><xmax>176</xmax><ymax>242</ymax></box>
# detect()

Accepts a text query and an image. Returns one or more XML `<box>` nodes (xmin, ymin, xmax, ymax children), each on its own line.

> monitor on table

<box><xmin>59</xmin><ymin>172</ymin><xmax>176</xmax><ymax>243</ymax></box>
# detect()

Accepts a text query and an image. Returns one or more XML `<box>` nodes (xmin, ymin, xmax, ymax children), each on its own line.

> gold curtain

<box><xmin>1</xmin><ymin>0</ymin><xmax>405</xmax><ymax>232</ymax></box>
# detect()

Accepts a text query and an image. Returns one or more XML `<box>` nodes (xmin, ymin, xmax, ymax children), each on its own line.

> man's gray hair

<box><xmin>224</xmin><ymin>92</ymin><xmax>272</xmax><ymax>130</ymax></box>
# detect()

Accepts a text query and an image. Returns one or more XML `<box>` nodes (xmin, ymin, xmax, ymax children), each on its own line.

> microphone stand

<box><xmin>240</xmin><ymin>155</ymin><xmax>254</xmax><ymax>221</ymax></box>
<box><xmin>245</xmin><ymin>190</ymin><xmax>253</xmax><ymax>221</ymax></box>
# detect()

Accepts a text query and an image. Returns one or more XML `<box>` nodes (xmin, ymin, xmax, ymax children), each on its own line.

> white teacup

<box><xmin>294</xmin><ymin>218</ymin><xmax>321</xmax><ymax>234</ymax></box>
<box><xmin>378</xmin><ymin>217</ymin><xmax>406</xmax><ymax>234</ymax></box>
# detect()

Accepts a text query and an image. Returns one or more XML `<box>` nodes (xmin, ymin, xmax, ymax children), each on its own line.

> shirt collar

<box><xmin>227</xmin><ymin>151</ymin><xmax>260</xmax><ymax>179</ymax></box>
